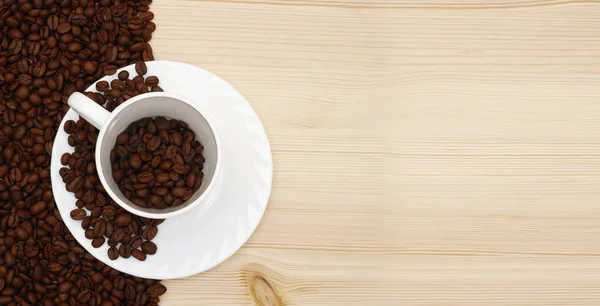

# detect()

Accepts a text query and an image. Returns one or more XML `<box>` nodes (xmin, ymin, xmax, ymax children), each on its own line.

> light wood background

<box><xmin>151</xmin><ymin>0</ymin><xmax>600</xmax><ymax>305</ymax></box>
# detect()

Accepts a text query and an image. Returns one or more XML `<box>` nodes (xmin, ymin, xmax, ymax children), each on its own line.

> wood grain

<box><xmin>150</xmin><ymin>0</ymin><xmax>600</xmax><ymax>304</ymax></box>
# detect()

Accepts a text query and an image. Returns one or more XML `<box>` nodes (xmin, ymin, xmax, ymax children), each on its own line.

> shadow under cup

<box><xmin>97</xmin><ymin>94</ymin><xmax>219</xmax><ymax>217</ymax></box>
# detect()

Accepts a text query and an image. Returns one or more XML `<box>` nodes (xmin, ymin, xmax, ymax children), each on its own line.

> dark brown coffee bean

<box><xmin>77</xmin><ymin>289</ymin><xmax>93</xmax><ymax>303</ymax></box>
<box><xmin>186</xmin><ymin>172</ymin><xmax>197</xmax><ymax>188</ymax></box>
<box><xmin>7</xmin><ymin>214</ymin><xmax>19</xmax><ymax>228</ymax></box>
<box><xmin>172</xmin><ymin>163</ymin><xmax>187</xmax><ymax>175</ymax></box>
<box><xmin>114</xmin><ymin>213</ymin><xmax>132</xmax><ymax>227</ymax></box>
<box><xmin>153</xmin><ymin>187</ymin><xmax>168</xmax><ymax>196</ymax></box>
<box><xmin>131</xmin><ymin>197</ymin><xmax>147</xmax><ymax>207</ymax></box>
<box><xmin>106</xmin><ymin>45</ymin><xmax>118</xmax><ymax>62</ymax></box>
<box><xmin>30</xmin><ymin>201</ymin><xmax>46</xmax><ymax>215</ymax></box>
<box><xmin>129</xmin><ymin>42</ymin><xmax>147</xmax><ymax>53</ymax></box>
<box><xmin>17</xmin><ymin>74</ymin><xmax>31</xmax><ymax>86</ymax></box>
<box><xmin>82</xmin><ymin>61</ymin><xmax>97</xmax><ymax>75</ymax></box>
<box><xmin>159</xmin><ymin>160</ymin><xmax>173</xmax><ymax>171</ymax></box>
<box><xmin>116</xmin><ymin>132</ymin><xmax>129</xmax><ymax>145</ymax></box>
<box><xmin>182</xmin><ymin>142</ymin><xmax>193</xmax><ymax>156</ymax></box>
<box><xmin>164</xmin><ymin>170</ymin><xmax>177</xmax><ymax>181</ymax></box>
<box><xmin>94</xmin><ymin>221</ymin><xmax>106</xmax><ymax>237</ymax></box>
<box><xmin>130</xmin><ymin>154</ymin><xmax>142</xmax><ymax>170</ymax></box>
<box><xmin>58</xmin><ymin>282</ymin><xmax>72</xmax><ymax>293</ymax></box>
<box><xmin>72</xmin><ymin>14</ymin><xmax>88</xmax><ymax>26</ymax></box>
<box><xmin>147</xmin><ymin>136</ymin><xmax>161</xmax><ymax>151</ymax></box>
<box><xmin>141</xmin><ymin>241</ymin><xmax>157</xmax><ymax>255</ymax></box>
<box><xmin>171</xmin><ymin>131</ymin><xmax>184</xmax><ymax>146</ymax></box>
<box><xmin>15</xmin><ymin>227</ymin><xmax>28</xmax><ymax>240</ymax></box>
<box><xmin>147</xmin><ymin>283</ymin><xmax>167</xmax><ymax>298</ymax></box>
<box><xmin>115</xmin><ymin>146</ymin><xmax>129</xmax><ymax>158</ymax></box>
<box><xmin>91</xmin><ymin>272</ymin><xmax>104</xmax><ymax>284</ymax></box>
<box><xmin>85</xmin><ymin>229</ymin><xmax>95</xmax><ymax>239</ymax></box>
<box><xmin>118</xmin><ymin>244</ymin><xmax>131</xmax><ymax>259</ymax></box>
<box><xmin>104</xmin><ymin>65</ymin><xmax>117</xmax><ymax>75</ymax></box>
<box><xmin>132</xmin><ymin>249</ymin><xmax>146</xmax><ymax>261</ymax></box>
<box><xmin>154</xmin><ymin>172</ymin><xmax>169</xmax><ymax>184</ymax></box>
<box><xmin>96</xmin><ymin>80</ymin><xmax>109</xmax><ymax>92</ymax></box>
<box><xmin>57</xmin><ymin>22</ymin><xmax>71</xmax><ymax>34</ymax></box>
<box><xmin>81</xmin><ymin>216</ymin><xmax>92</xmax><ymax>229</ymax></box>
<box><xmin>129</xmin><ymin>134</ymin><xmax>141</xmax><ymax>147</ymax></box>
<box><xmin>107</xmin><ymin>246</ymin><xmax>119</xmax><ymax>260</ymax></box>
<box><xmin>113</xmin><ymin>276</ymin><xmax>126</xmax><ymax>290</ymax></box>
<box><xmin>92</xmin><ymin>237</ymin><xmax>105</xmax><ymax>248</ymax></box>
<box><xmin>172</xmin><ymin>187</ymin><xmax>191</xmax><ymax>198</ymax></box>
<box><xmin>127</xmin><ymin>236</ymin><xmax>141</xmax><ymax>250</ymax></box>
<box><xmin>142</xmin><ymin>225</ymin><xmax>158</xmax><ymax>241</ymax></box>
<box><xmin>110</xmin><ymin>229</ymin><xmax>125</xmax><ymax>244</ymax></box>
<box><xmin>165</xmin><ymin>146</ymin><xmax>180</xmax><ymax>159</ymax></box>
<box><xmin>48</xmin><ymin>15</ymin><xmax>59</xmax><ymax>30</ymax></box>
<box><xmin>150</xmin><ymin>156</ymin><xmax>161</xmax><ymax>168</ymax></box>
<box><xmin>121</xmin><ymin>285</ymin><xmax>135</xmax><ymax>301</ymax></box>
<box><xmin>32</xmin><ymin>62</ymin><xmax>46</xmax><ymax>78</ymax></box>
<box><xmin>70</xmin><ymin>208</ymin><xmax>86</xmax><ymax>220</ymax></box>
<box><xmin>137</xmin><ymin>171</ymin><xmax>154</xmax><ymax>184</ymax></box>
<box><xmin>135</xmin><ymin>61</ymin><xmax>148</xmax><ymax>75</ymax></box>
<box><xmin>118</xmin><ymin>70</ymin><xmax>129</xmax><ymax>81</ymax></box>
<box><xmin>111</xmin><ymin>79</ymin><xmax>126</xmax><ymax>90</ymax></box>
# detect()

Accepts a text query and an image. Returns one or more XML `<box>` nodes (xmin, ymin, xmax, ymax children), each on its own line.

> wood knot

<box><xmin>243</xmin><ymin>264</ymin><xmax>283</xmax><ymax>306</ymax></box>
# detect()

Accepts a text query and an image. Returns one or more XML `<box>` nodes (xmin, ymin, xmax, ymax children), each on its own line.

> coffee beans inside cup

<box><xmin>111</xmin><ymin>117</ymin><xmax>205</xmax><ymax>209</ymax></box>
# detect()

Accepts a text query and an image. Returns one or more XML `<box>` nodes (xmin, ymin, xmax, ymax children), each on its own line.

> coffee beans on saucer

<box><xmin>61</xmin><ymin>69</ymin><xmax>168</xmax><ymax>261</ymax></box>
<box><xmin>111</xmin><ymin>117</ymin><xmax>205</xmax><ymax>209</ymax></box>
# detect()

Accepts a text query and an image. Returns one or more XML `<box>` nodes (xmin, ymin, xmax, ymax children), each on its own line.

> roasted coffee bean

<box><xmin>119</xmin><ymin>244</ymin><xmax>132</xmax><ymax>259</ymax></box>
<box><xmin>70</xmin><ymin>209</ymin><xmax>87</xmax><ymax>220</ymax></box>
<box><xmin>94</xmin><ymin>221</ymin><xmax>107</xmax><ymax>237</ymax></box>
<box><xmin>104</xmin><ymin>65</ymin><xmax>117</xmax><ymax>75</ymax></box>
<box><xmin>155</xmin><ymin>172</ymin><xmax>170</xmax><ymax>183</ymax></box>
<box><xmin>118</xmin><ymin>71</ymin><xmax>130</xmax><ymax>81</ymax></box>
<box><xmin>130</xmin><ymin>154</ymin><xmax>142</xmax><ymax>169</ymax></box>
<box><xmin>57</xmin><ymin>22</ymin><xmax>71</xmax><ymax>34</ymax></box>
<box><xmin>107</xmin><ymin>246</ymin><xmax>119</xmax><ymax>260</ymax></box>
<box><xmin>138</xmin><ymin>172</ymin><xmax>155</xmax><ymax>183</ymax></box>
<box><xmin>147</xmin><ymin>136</ymin><xmax>161</xmax><ymax>151</ymax></box>
<box><xmin>114</xmin><ymin>213</ymin><xmax>132</xmax><ymax>227</ymax></box>
<box><xmin>92</xmin><ymin>237</ymin><xmax>105</xmax><ymax>248</ymax></box>
<box><xmin>85</xmin><ymin>229</ymin><xmax>95</xmax><ymax>240</ymax></box>
<box><xmin>30</xmin><ymin>201</ymin><xmax>46</xmax><ymax>215</ymax></box>
<box><xmin>132</xmin><ymin>249</ymin><xmax>147</xmax><ymax>261</ymax></box>
<box><xmin>172</xmin><ymin>187</ymin><xmax>191</xmax><ymax>198</ymax></box>
<box><xmin>135</xmin><ymin>61</ymin><xmax>148</xmax><ymax>75</ymax></box>
<box><xmin>130</xmin><ymin>236</ymin><xmax>144</xmax><ymax>249</ymax></box>
<box><xmin>141</xmin><ymin>241</ymin><xmax>157</xmax><ymax>255</ymax></box>
<box><xmin>82</xmin><ymin>61</ymin><xmax>97</xmax><ymax>75</ymax></box>
<box><xmin>147</xmin><ymin>283</ymin><xmax>167</xmax><ymax>298</ymax></box>
<box><xmin>172</xmin><ymin>163</ymin><xmax>187</xmax><ymax>174</ymax></box>
<box><xmin>77</xmin><ymin>289</ymin><xmax>93</xmax><ymax>303</ymax></box>
<box><xmin>96</xmin><ymin>81</ymin><xmax>110</xmax><ymax>92</ymax></box>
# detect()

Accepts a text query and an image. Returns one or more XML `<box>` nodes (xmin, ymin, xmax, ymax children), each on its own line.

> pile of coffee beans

<box><xmin>61</xmin><ymin>69</ymin><xmax>166</xmax><ymax>261</ymax></box>
<box><xmin>0</xmin><ymin>0</ymin><xmax>167</xmax><ymax>304</ymax></box>
<box><xmin>112</xmin><ymin>116</ymin><xmax>205</xmax><ymax>209</ymax></box>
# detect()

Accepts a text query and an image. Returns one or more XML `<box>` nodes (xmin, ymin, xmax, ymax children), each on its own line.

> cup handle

<box><xmin>67</xmin><ymin>92</ymin><xmax>110</xmax><ymax>130</ymax></box>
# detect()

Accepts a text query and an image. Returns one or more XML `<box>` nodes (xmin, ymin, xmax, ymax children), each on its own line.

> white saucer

<box><xmin>51</xmin><ymin>61</ymin><xmax>273</xmax><ymax>279</ymax></box>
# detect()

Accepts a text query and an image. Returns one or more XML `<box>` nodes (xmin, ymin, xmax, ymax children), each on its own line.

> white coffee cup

<box><xmin>67</xmin><ymin>91</ymin><xmax>221</xmax><ymax>219</ymax></box>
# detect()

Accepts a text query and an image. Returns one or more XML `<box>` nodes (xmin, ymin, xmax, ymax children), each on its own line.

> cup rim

<box><xmin>95</xmin><ymin>91</ymin><xmax>222</xmax><ymax>219</ymax></box>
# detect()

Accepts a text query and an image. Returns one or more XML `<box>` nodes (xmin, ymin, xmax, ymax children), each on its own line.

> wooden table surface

<box><xmin>151</xmin><ymin>0</ymin><xmax>600</xmax><ymax>305</ymax></box>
